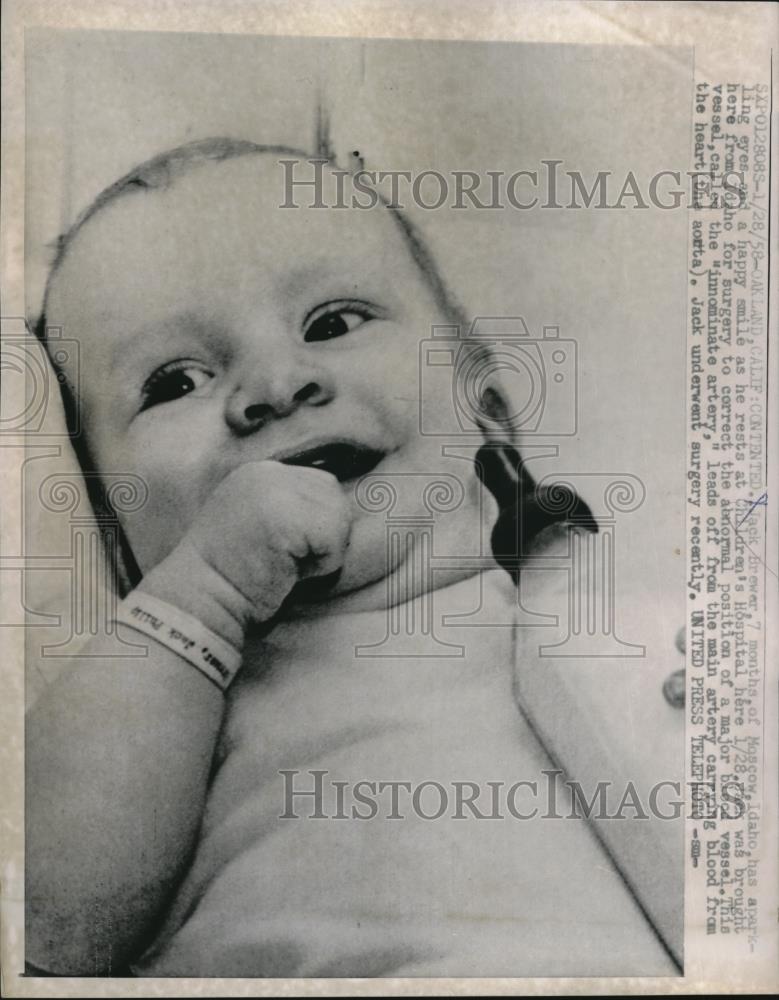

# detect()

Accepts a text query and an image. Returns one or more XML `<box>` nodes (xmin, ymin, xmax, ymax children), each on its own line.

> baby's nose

<box><xmin>225</xmin><ymin>366</ymin><xmax>334</xmax><ymax>434</ymax></box>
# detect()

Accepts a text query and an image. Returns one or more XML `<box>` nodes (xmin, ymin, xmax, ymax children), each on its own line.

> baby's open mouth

<box><xmin>277</xmin><ymin>441</ymin><xmax>385</xmax><ymax>483</ymax></box>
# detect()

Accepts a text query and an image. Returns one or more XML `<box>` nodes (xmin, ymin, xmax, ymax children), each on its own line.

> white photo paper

<box><xmin>1</xmin><ymin>1</ymin><xmax>777</xmax><ymax>995</ymax></box>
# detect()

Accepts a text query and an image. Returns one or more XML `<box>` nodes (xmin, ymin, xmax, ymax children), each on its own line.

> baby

<box><xmin>26</xmin><ymin>139</ymin><xmax>680</xmax><ymax>978</ymax></box>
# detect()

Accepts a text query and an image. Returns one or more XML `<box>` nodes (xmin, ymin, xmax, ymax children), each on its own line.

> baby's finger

<box><xmin>296</xmin><ymin>498</ymin><xmax>352</xmax><ymax>578</ymax></box>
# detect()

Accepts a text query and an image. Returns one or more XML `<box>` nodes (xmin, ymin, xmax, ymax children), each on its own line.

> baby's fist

<box><xmin>139</xmin><ymin>461</ymin><xmax>352</xmax><ymax>645</ymax></box>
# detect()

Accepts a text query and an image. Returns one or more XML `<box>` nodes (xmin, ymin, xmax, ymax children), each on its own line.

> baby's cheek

<box><xmin>118</xmin><ymin>442</ymin><xmax>227</xmax><ymax>573</ymax></box>
<box><xmin>128</xmin><ymin>504</ymin><xmax>187</xmax><ymax>571</ymax></box>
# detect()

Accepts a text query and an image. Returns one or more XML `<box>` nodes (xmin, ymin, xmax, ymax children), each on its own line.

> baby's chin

<box><xmin>281</xmin><ymin>519</ymin><xmax>484</xmax><ymax>621</ymax></box>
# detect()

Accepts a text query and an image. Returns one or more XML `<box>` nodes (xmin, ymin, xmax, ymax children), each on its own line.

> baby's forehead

<box><xmin>71</xmin><ymin>155</ymin><xmax>410</xmax><ymax>266</ymax></box>
<box><xmin>44</xmin><ymin>152</ymin><xmax>450</xmax><ymax>370</ymax></box>
<box><xmin>47</xmin><ymin>153</ymin><xmax>437</xmax><ymax>319</ymax></box>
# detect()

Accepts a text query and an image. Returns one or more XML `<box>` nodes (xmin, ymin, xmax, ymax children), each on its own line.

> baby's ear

<box><xmin>478</xmin><ymin>385</ymin><xmax>510</xmax><ymax>423</ymax></box>
<box><xmin>475</xmin><ymin>385</ymin><xmax>517</xmax><ymax>448</ymax></box>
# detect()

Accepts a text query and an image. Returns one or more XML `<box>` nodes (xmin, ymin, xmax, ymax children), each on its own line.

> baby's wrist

<box><xmin>137</xmin><ymin>543</ymin><xmax>251</xmax><ymax>651</ymax></box>
<box><xmin>113</xmin><ymin>591</ymin><xmax>243</xmax><ymax>691</ymax></box>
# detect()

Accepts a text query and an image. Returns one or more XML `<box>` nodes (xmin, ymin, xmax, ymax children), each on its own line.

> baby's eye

<box><xmin>140</xmin><ymin>362</ymin><xmax>214</xmax><ymax>410</ymax></box>
<box><xmin>303</xmin><ymin>302</ymin><xmax>376</xmax><ymax>343</ymax></box>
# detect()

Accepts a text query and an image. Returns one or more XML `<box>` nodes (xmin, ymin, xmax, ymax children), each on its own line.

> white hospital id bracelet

<box><xmin>113</xmin><ymin>593</ymin><xmax>243</xmax><ymax>691</ymax></box>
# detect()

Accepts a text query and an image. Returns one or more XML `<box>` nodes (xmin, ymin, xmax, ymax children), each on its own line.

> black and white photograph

<box><xmin>1</xmin><ymin>0</ymin><xmax>776</xmax><ymax>993</ymax></box>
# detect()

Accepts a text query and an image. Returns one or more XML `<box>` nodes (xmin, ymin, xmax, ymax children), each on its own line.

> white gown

<box><xmin>131</xmin><ymin>527</ymin><xmax>684</xmax><ymax>978</ymax></box>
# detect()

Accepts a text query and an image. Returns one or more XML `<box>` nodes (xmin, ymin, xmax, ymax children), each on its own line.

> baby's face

<box><xmin>48</xmin><ymin>156</ymin><xmax>493</xmax><ymax>605</ymax></box>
